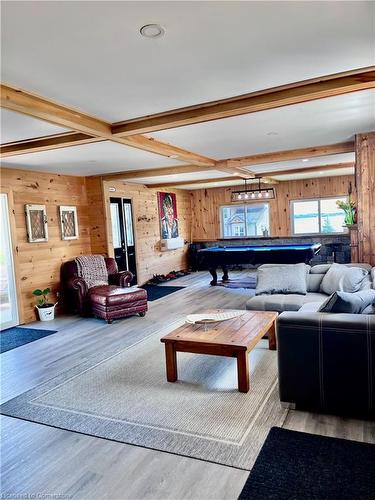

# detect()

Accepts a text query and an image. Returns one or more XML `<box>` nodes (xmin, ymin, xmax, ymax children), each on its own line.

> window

<box><xmin>220</xmin><ymin>204</ymin><xmax>270</xmax><ymax>238</ymax></box>
<box><xmin>291</xmin><ymin>197</ymin><xmax>347</xmax><ymax>235</ymax></box>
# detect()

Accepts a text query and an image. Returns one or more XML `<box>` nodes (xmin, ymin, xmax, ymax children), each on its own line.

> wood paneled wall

<box><xmin>1</xmin><ymin>168</ymin><xmax>92</xmax><ymax>323</ymax></box>
<box><xmin>356</xmin><ymin>132</ymin><xmax>375</xmax><ymax>265</ymax></box>
<box><xmin>190</xmin><ymin>175</ymin><xmax>355</xmax><ymax>240</ymax></box>
<box><xmin>100</xmin><ymin>180</ymin><xmax>192</xmax><ymax>285</ymax></box>
<box><xmin>0</xmin><ymin>165</ymin><xmax>356</xmax><ymax>324</ymax></box>
<box><xmin>86</xmin><ymin>176</ymin><xmax>108</xmax><ymax>255</ymax></box>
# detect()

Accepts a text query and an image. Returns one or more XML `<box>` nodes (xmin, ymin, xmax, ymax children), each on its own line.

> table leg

<box><xmin>209</xmin><ymin>268</ymin><xmax>218</xmax><ymax>286</ymax></box>
<box><xmin>222</xmin><ymin>265</ymin><xmax>229</xmax><ymax>282</ymax></box>
<box><xmin>268</xmin><ymin>322</ymin><xmax>277</xmax><ymax>351</ymax></box>
<box><xmin>165</xmin><ymin>343</ymin><xmax>178</xmax><ymax>382</ymax></box>
<box><xmin>237</xmin><ymin>351</ymin><xmax>249</xmax><ymax>393</ymax></box>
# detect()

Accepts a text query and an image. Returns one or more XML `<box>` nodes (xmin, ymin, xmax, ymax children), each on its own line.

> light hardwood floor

<box><xmin>1</xmin><ymin>271</ymin><xmax>374</xmax><ymax>500</ymax></box>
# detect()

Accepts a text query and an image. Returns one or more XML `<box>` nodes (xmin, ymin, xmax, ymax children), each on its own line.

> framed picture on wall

<box><xmin>158</xmin><ymin>192</ymin><xmax>179</xmax><ymax>239</ymax></box>
<box><xmin>25</xmin><ymin>204</ymin><xmax>49</xmax><ymax>243</ymax></box>
<box><xmin>59</xmin><ymin>206</ymin><xmax>79</xmax><ymax>240</ymax></box>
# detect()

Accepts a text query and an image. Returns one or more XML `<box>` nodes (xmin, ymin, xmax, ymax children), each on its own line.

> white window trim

<box><xmin>219</xmin><ymin>202</ymin><xmax>271</xmax><ymax>239</ymax></box>
<box><xmin>25</xmin><ymin>204</ymin><xmax>48</xmax><ymax>243</ymax></box>
<box><xmin>290</xmin><ymin>196</ymin><xmax>348</xmax><ymax>236</ymax></box>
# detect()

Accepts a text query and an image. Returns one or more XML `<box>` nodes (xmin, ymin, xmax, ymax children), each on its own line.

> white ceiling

<box><xmin>1</xmin><ymin>109</ymin><xmax>70</xmax><ymax>143</ymax></box>
<box><xmin>1</xmin><ymin>1</ymin><xmax>374</xmax><ymax>122</ymax></box>
<box><xmin>150</xmin><ymin>91</ymin><xmax>375</xmax><ymax>159</ymax></box>
<box><xmin>0</xmin><ymin>141</ymin><xmax>185</xmax><ymax>175</ymax></box>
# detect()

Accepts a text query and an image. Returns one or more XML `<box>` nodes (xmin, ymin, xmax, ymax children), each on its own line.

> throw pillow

<box><xmin>256</xmin><ymin>263</ymin><xmax>307</xmax><ymax>296</ymax></box>
<box><xmin>320</xmin><ymin>263</ymin><xmax>368</xmax><ymax>295</ymax></box>
<box><xmin>318</xmin><ymin>289</ymin><xmax>375</xmax><ymax>314</ymax></box>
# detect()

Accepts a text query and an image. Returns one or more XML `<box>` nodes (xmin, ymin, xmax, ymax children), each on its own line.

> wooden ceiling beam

<box><xmin>229</xmin><ymin>142</ymin><xmax>354</xmax><ymax>170</ymax></box>
<box><xmin>257</xmin><ymin>161</ymin><xmax>354</xmax><ymax>178</ymax></box>
<box><xmin>145</xmin><ymin>162</ymin><xmax>354</xmax><ymax>188</ymax></box>
<box><xmin>112</xmin><ymin>67</ymin><xmax>375</xmax><ymax>136</ymax></box>
<box><xmin>0</xmin><ymin>83</ymin><xmax>216</xmax><ymax>167</ymax></box>
<box><xmin>146</xmin><ymin>176</ymin><xmax>242</xmax><ymax>188</ymax></box>
<box><xmin>99</xmin><ymin>164</ymin><xmax>215</xmax><ymax>181</ymax></box>
<box><xmin>1</xmin><ymin>84</ymin><xmax>111</xmax><ymax>136</ymax></box>
<box><xmin>0</xmin><ymin>132</ymin><xmax>102</xmax><ymax>157</ymax></box>
<box><xmin>147</xmin><ymin>176</ymin><xmax>279</xmax><ymax>188</ymax></box>
<box><xmin>113</xmin><ymin>135</ymin><xmax>216</xmax><ymax>167</ymax></box>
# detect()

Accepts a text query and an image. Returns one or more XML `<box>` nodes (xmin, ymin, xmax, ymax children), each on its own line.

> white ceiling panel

<box><xmin>150</xmin><ymin>91</ymin><xmax>375</xmax><ymax>159</ymax></box>
<box><xmin>248</xmin><ymin>153</ymin><xmax>355</xmax><ymax>174</ymax></box>
<box><xmin>1</xmin><ymin>109</ymin><xmax>70</xmax><ymax>143</ymax></box>
<box><xmin>0</xmin><ymin>141</ymin><xmax>184</xmax><ymax>175</ymax></box>
<box><xmin>1</xmin><ymin>2</ymin><xmax>374</xmax><ymax>122</ymax></box>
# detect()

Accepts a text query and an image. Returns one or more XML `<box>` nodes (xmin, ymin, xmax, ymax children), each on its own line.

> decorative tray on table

<box><xmin>185</xmin><ymin>310</ymin><xmax>244</xmax><ymax>325</ymax></box>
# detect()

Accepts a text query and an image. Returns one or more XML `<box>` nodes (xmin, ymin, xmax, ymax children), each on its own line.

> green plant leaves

<box><xmin>32</xmin><ymin>289</ymin><xmax>43</xmax><ymax>296</ymax></box>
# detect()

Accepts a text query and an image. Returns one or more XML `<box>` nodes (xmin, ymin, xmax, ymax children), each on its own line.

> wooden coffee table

<box><xmin>160</xmin><ymin>310</ymin><xmax>278</xmax><ymax>393</ymax></box>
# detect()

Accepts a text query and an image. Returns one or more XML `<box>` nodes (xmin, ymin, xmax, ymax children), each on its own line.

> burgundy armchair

<box><xmin>61</xmin><ymin>257</ymin><xmax>147</xmax><ymax>322</ymax></box>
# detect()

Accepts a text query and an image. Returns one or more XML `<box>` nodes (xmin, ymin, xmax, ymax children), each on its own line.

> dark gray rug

<box><xmin>0</xmin><ymin>327</ymin><xmax>58</xmax><ymax>353</ymax></box>
<box><xmin>0</xmin><ymin>322</ymin><xmax>286</xmax><ymax>470</ymax></box>
<box><xmin>239</xmin><ymin>427</ymin><xmax>375</xmax><ymax>499</ymax></box>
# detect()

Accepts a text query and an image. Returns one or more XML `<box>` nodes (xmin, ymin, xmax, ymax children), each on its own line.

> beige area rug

<box><xmin>1</xmin><ymin>324</ymin><xmax>287</xmax><ymax>470</ymax></box>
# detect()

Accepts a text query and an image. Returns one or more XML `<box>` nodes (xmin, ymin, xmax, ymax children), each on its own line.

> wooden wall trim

<box><xmin>355</xmin><ymin>132</ymin><xmax>375</xmax><ymax>265</ymax></box>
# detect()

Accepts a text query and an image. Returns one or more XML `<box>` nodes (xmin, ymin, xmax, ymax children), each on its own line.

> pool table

<box><xmin>198</xmin><ymin>243</ymin><xmax>321</xmax><ymax>285</ymax></box>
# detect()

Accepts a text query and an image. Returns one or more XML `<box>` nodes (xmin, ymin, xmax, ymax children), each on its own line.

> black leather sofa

<box><xmin>277</xmin><ymin>311</ymin><xmax>375</xmax><ymax>419</ymax></box>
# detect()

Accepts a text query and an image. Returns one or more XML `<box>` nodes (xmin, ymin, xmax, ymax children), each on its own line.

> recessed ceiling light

<box><xmin>302</xmin><ymin>158</ymin><xmax>309</xmax><ymax>162</ymax></box>
<box><xmin>140</xmin><ymin>24</ymin><xmax>165</xmax><ymax>38</ymax></box>
<box><xmin>266</xmin><ymin>132</ymin><xmax>278</xmax><ymax>136</ymax></box>
<box><xmin>169</xmin><ymin>154</ymin><xmax>179</xmax><ymax>159</ymax></box>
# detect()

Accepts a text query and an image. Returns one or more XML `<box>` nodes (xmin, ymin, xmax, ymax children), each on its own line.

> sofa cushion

<box><xmin>306</xmin><ymin>273</ymin><xmax>324</xmax><ymax>292</ymax></box>
<box><xmin>246</xmin><ymin>292</ymin><xmax>327</xmax><ymax>313</ymax></box>
<box><xmin>320</xmin><ymin>263</ymin><xmax>368</xmax><ymax>295</ymax></box>
<box><xmin>256</xmin><ymin>263</ymin><xmax>307</xmax><ymax>296</ymax></box>
<box><xmin>362</xmin><ymin>304</ymin><xmax>375</xmax><ymax>315</ymax></box>
<box><xmin>298</xmin><ymin>302</ymin><xmax>322</xmax><ymax>313</ymax></box>
<box><xmin>247</xmin><ymin>294</ymin><xmax>304</xmax><ymax>312</ymax></box>
<box><xmin>319</xmin><ymin>289</ymin><xmax>375</xmax><ymax>314</ymax></box>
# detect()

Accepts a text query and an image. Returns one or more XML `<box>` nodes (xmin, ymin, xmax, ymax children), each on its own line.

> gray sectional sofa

<box><xmin>246</xmin><ymin>263</ymin><xmax>375</xmax><ymax>419</ymax></box>
<box><xmin>246</xmin><ymin>263</ymin><xmax>374</xmax><ymax>313</ymax></box>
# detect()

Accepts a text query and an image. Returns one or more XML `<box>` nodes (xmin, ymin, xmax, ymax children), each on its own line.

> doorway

<box><xmin>109</xmin><ymin>197</ymin><xmax>137</xmax><ymax>285</ymax></box>
<box><xmin>0</xmin><ymin>193</ymin><xmax>19</xmax><ymax>330</ymax></box>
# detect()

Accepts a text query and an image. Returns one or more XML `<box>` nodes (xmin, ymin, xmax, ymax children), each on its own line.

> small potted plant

<box><xmin>336</xmin><ymin>198</ymin><xmax>356</xmax><ymax>227</ymax></box>
<box><xmin>33</xmin><ymin>287</ymin><xmax>57</xmax><ymax>321</ymax></box>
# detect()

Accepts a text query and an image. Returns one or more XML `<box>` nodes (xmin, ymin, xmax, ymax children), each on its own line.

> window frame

<box><xmin>290</xmin><ymin>196</ymin><xmax>348</xmax><ymax>236</ymax></box>
<box><xmin>219</xmin><ymin>202</ymin><xmax>271</xmax><ymax>239</ymax></box>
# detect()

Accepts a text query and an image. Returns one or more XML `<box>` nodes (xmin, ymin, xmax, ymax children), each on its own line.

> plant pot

<box><xmin>36</xmin><ymin>303</ymin><xmax>57</xmax><ymax>321</ymax></box>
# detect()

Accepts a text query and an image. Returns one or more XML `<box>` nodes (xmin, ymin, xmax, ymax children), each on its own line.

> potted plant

<box><xmin>336</xmin><ymin>198</ymin><xmax>356</xmax><ymax>227</ymax></box>
<box><xmin>32</xmin><ymin>287</ymin><xmax>57</xmax><ymax>321</ymax></box>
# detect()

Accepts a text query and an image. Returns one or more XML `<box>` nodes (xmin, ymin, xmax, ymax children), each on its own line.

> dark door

<box><xmin>109</xmin><ymin>197</ymin><xmax>137</xmax><ymax>285</ymax></box>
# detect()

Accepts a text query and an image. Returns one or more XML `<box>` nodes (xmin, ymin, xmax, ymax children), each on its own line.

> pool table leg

<box><xmin>222</xmin><ymin>265</ymin><xmax>229</xmax><ymax>282</ymax></box>
<box><xmin>209</xmin><ymin>268</ymin><xmax>218</xmax><ymax>286</ymax></box>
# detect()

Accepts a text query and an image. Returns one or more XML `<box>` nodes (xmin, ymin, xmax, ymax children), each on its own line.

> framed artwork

<box><xmin>59</xmin><ymin>206</ymin><xmax>79</xmax><ymax>240</ymax></box>
<box><xmin>157</xmin><ymin>192</ymin><xmax>179</xmax><ymax>239</ymax></box>
<box><xmin>25</xmin><ymin>204</ymin><xmax>48</xmax><ymax>243</ymax></box>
